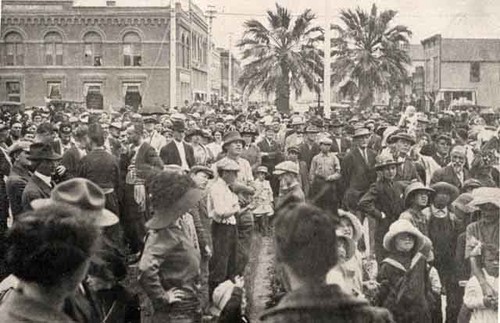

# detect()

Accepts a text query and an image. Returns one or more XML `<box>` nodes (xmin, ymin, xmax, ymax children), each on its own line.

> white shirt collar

<box><xmin>34</xmin><ymin>171</ymin><xmax>52</xmax><ymax>187</ymax></box>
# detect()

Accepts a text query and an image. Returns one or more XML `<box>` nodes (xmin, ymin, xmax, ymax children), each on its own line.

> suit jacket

<box><xmin>61</xmin><ymin>146</ymin><xmax>85</xmax><ymax>180</ymax></box>
<box><xmin>298</xmin><ymin>142</ymin><xmax>320</xmax><ymax>171</ymax></box>
<box><xmin>330</xmin><ymin>136</ymin><xmax>351</xmax><ymax>155</ymax></box>
<box><xmin>341</xmin><ymin>147</ymin><xmax>377</xmax><ymax>210</ymax></box>
<box><xmin>78</xmin><ymin>148</ymin><xmax>120</xmax><ymax>190</ymax></box>
<box><xmin>395</xmin><ymin>158</ymin><xmax>421</xmax><ymax>183</ymax></box>
<box><xmin>6</xmin><ymin>164</ymin><xmax>31</xmax><ymax>218</ymax></box>
<box><xmin>430</xmin><ymin>165</ymin><xmax>470</xmax><ymax>188</ymax></box>
<box><xmin>159</xmin><ymin>141</ymin><xmax>195</xmax><ymax>168</ymax></box>
<box><xmin>257</xmin><ymin>138</ymin><xmax>282</xmax><ymax>170</ymax></box>
<box><xmin>21</xmin><ymin>174</ymin><xmax>52</xmax><ymax>212</ymax></box>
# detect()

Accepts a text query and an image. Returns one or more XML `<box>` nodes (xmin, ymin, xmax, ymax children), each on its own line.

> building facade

<box><xmin>0</xmin><ymin>0</ymin><xmax>210</xmax><ymax>109</ymax></box>
<box><xmin>422</xmin><ymin>34</ymin><xmax>500</xmax><ymax>109</ymax></box>
<box><xmin>219</xmin><ymin>48</ymin><xmax>241</xmax><ymax>102</ymax></box>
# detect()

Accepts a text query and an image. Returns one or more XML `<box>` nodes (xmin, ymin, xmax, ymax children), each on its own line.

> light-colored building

<box><xmin>0</xmin><ymin>0</ymin><xmax>211</xmax><ymax>109</ymax></box>
<box><xmin>219</xmin><ymin>48</ymin><xmax>241</xmax><ymax>102</ymax></box>
<box><xmin>422</xmin><ymin>34</ymin><xmax>500</xmax><ymax>109</ymax></box>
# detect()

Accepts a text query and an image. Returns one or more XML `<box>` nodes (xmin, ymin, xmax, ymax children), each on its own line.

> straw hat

<box><xmin>31</xmin><ymin>178</ymin><xmax>118</xmax><ymax>227</ymax></box>
<box><xmin>452</xmin><ymin>193</ymin><xmax>475</xmax><ymax>213</ymax></box>
<box><xmin>468</xmin><ymin>187</ymin><xmax>500</xmax><ymax>209</ymax></box>
<box><xmin>383</xmin><ymin>219</ymin><xmax>426</xmax><ymax>252</ymax></box>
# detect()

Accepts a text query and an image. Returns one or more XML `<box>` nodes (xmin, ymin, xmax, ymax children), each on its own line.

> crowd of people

<box><xmin>0</xmin><ymin>101</ymin><xmax>496</xmax><ymax>322</ymax></box>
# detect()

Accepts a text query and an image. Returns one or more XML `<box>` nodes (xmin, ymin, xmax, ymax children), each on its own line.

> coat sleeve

<box><xmin>138</xmin><ymin>230</ymin><xmax>176</xmax><ymax>302</ymax></box>
<box><xmin>358</xmin><ymin>183</ymin><xmax>383</xmax><ymax>220</ymax></box>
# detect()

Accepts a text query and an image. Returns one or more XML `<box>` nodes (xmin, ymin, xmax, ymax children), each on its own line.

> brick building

<box><xmin>0</xmin><ymin>0</ymin><xmax>210</xmax><ymax>109</ymax></box>
<box><xmin>422</xmin><ymin>34</ymin><xmax>500</xmax><ymax>109</ymax></box>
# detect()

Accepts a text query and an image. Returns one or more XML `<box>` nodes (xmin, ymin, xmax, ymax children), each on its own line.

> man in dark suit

<box><xmin>390</xmin><ymin>132</ymin><xmax>421</xmax><ymax>182</ymax></box>
<box><xmin>60</xmin><ymin>125</ymin><xmax>89</xmax><ymax>180</ymax></box>
<box><xmin>341</xmin><ymin>127</ymin><xmax>377</xmax><ymax>213</ymax></box>
<box><xmin>431</xmin><ymin>145</ymin><xmax>470</xmax><ymax>189</ymax></box>
<box><xmin>121</xmin><ymin>123</ymin><xmax>163</xmax><ymax>253</ymax></box>
<box><xmin>298</xmin><ymin>125</ymin><xmax>321</xmax><ymax>171</ymax></box>
<box><xmin>6</xmin><ymin>141</ymin><xmax>32</xmax><ymax>219</ymax></box>
<box><xmin>159</xmin><ymin>121</ymin><xmax>194</xmax><ymax>170</ymax></box>
<box><xmin>328</xmin><ymin>119</ymin><xmax>351</xmax><ymax>159</ymax></box>
<box><xmin>429</xmin><ymin>134</ymin><xmax>452</xmax><ymax>167</ymax></box>
<box><xmin>21</xmin><ymin>143</ymin><xmax>62</xmax><ymax>212</ymax></box>
<box><xmin>257</xmin><ymin>126</ymin><xmax>283</xmax><ymax>196</ymax></box>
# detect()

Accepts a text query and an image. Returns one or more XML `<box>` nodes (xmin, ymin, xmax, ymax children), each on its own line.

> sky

<box><xmin>74</xmin><ymin>0</ymin><xmax>500</xmax><ymax>49</ymax></box>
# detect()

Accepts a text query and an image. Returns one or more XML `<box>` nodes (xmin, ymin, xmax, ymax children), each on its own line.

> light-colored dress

<box><xmin>252</xmin><ymin>179</ymin><xmax>274</xmax><ymax>217</ymax></box>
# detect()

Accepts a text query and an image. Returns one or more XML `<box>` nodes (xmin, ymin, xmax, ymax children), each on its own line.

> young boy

<box><xmin>252</xmin><ymin>166</ymin><xmax>274</xmax><ymax>235</ymax></box>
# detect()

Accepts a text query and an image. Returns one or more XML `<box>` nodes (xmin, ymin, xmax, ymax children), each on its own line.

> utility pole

<box><xmin>169</xmin><ymin>0</ymin><xmax>177</xmax><ymax>109</ymax></box>
<box><xmin>228</xmin><ymin>33</ymin><xmax>233</xmax><ymax>105</ymax></box>
<box><xmin>323</xmin><ymin>0</ymin><xmax>331</xmax><ymax>118</ymax></box>
<box><xmin>206</xmin><ymin>5</ymin><xmax>217</xmax><ymax>104</ymax></box>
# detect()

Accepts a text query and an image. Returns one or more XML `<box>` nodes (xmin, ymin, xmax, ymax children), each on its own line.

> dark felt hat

<box><xmin>27</xmin><ymin>142</ymin><xmax>62</xmax><ymax>161</ymax></box>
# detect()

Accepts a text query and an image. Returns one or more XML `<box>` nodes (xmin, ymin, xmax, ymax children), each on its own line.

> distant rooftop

<box><xmin>407</xmin><ymin>44</ymin><xmax>424</xmax><ymax>61</ymax></box>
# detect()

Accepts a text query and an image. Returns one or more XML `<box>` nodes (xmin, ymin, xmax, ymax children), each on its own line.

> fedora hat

<box><xmin>273</xmin><ymin>161</ymin><xmax>299</xmax><ymax>175</ymax></box>
<box><xmin>27</xmin><ymin>142</ymin><xmax>62</xmax><ymax>161</ymax></box>
<box><xmin>222</xmin><ymin>131</ymin><xmax>245</xmax><ymax>149</ymax></box>
<box><xmin>146</xmin><ymin>187</ymin><xmax>204</xmax><ymax>230</ymax></box>
<box><xmin>430</xmin><ymin>182</ymin><xmax>460</xmax><ymax>201</ymax></box>
<box><xmin>303</xmin><ymin>125</ymin><xmax>320</xmax><ymax>134</ymax></box>
<box><xmin>404</xmin><ymin>181</ymin><xmax>434</xmax><ymax>206</ymax></box>
<box><xmin>383</xmin><ymin>219</ymin><xmax>426</xmax><ymax>252</ymax></box>
<box><xmin>185</xmin><ymin>128</ymin><xmax>204</xmax><ymax>139</ymax></box>
<box><xmin>171</xmin><ymin>121</ymin><xmax>186</xmax><ymax>132</ymax></box>
<box><xmin>352</xmin><ymin>127</ymin><xmax>371</xmax><ymax>138</ymax></box>
<box><xmin>31</xmin><ymin>178</ymin><xmax>119</xmax><ymax>227</ymax></box>
<box><xmin>374</xmin><ymin>153</ymin><xmax>402</xmax><ymax>170</ymax></box>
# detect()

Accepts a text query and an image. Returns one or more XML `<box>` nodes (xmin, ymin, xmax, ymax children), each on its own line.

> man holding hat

<box><xmin>160</xmin><ymin>121</ymin><xmax>195</xmax><ymax>171</ymax></box>
<box><xmin>431</xmin><ymin>145</ymin><xmax>470</xmax><ymax>188</ymax></box>
<box><xmin>21</xmin><ymin>142</ymin><xmax>61</xmax><ymax>212</ymax></box>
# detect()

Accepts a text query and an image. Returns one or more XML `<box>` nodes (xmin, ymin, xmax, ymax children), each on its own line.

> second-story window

<box><xmin>44</xmin><ymin>32</ymin><xmax>63</xmax><ymax>66</ymax></box>
<box><xmin>4</xmin><ymin>32</ymin><xmax>24</xmax><ymax>66</ymax></box>
<box><xmin>123</xmin><ymin>32</ymin><xmax>142</xmax><ymax>66</ymax></box>
<box><xmin>83</xmin><ymin>31</ymin><xmax>103</xmax><ymax>66</ymax></box>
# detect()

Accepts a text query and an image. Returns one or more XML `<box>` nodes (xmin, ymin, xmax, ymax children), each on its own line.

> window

<box><xmin>123</xmin><ymin>32</ymin><xmax>141</xmax><ymax>66</ymax></box>
<box><xmin>433</xmin><ymin>57</ymin><xmax>438</xmax><ymax>84</ymax></box>
<box><xmin>123</xmin><ymin>83</ymin><xmax>142</xmax><ymax>110</ymax></box>
<box><xmin>47</xmin><ymin>82</ymin><xmax>62</xmax><ymax>99</ymax></box>
<box><xmin>6</xmin><ymin>81</ymin><xmax>21</xmax><ymax>102</ymax></box>
<box><xmin>4</xmin><ymin>32</ymin><xmax>24</xmax><ymax>66</ymax></box>
<box><xmin>470</xmin><ymin>62</ymin><xmax>480</xmax><ymax>82</ymax></box>
<box><xmin>83</xmin><ymin>32</ymin><xmax>103</xmax><ymax>66</ymax></box>
<box><xmin>85</xmin><ymin>83</ymin><xmax>103</xmax><ymax>110</ymax></box>
<box><xmin>44</xmin><ymin>32</ymin><xmax>63</xmax><ymax>65</ymax></box>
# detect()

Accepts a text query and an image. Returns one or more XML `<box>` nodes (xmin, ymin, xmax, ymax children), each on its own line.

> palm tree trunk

<box><xmin>275</xmin><ymin>64</ymin><xmax>291</xmax><ymax>114</ymax></box>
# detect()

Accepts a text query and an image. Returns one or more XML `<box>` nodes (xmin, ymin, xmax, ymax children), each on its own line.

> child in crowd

<box><xmin>423</xmin><ymin>181</ymin><xmax>461</xmax><ymax>323</ymax></box>
<box><xmin>463</xmin><ymin>244</ymin><xmax>498</xmax><ymax>323</ymax></box>
<box><xmin>399</xmin><ymin>181</ymin><xmax>435</xmax><ymax>236</ymax></box>
<box><xmin>210</xmin><ymin>276</ymin><xmax>249</xmax><ymax>323</ymax></box>
<box><xmin>251</xmin><ymin>166</ymin><xmax>274</xmax><ymax>235</ymax></box>
<box><xmin>377</xmin><ymin>220</ymin><xmax>434</xmax><ymax>323</ymax></box>
<box><xmin>326</xmin><ymin>235</ymin><xmax>359</xmax><ymax>296</ymax></box>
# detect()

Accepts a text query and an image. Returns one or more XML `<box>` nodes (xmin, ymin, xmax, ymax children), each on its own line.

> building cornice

<box><xmin>1</xmin><ymin>15</ymin><xmax>170</xmax><ymax>27</ymax></box>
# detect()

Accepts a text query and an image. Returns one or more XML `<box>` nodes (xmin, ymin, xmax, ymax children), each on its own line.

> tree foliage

<box><xmin>331</xmin><ymin>4</ymin><xmax>412</xmax><ymax>108</ymax></box>
<box><xmin>237</xmin><ymin>3</ymin><xmax>324</xmax><ymax>113</ymax></box>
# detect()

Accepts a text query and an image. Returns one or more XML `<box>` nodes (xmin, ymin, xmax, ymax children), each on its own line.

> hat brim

<box><xmin>383</xmin><ymin>225</ymin><xmax>425</xmax><ymax>252</ymax></box>
<box><xmin>273</xmin><ymin>169</ymin><xmax>286</xmax><ymax>175</ymax></box>
<box><xmin>27</xmin><ymin>154</ymin><xmax>62</xmax><ymax>161</ymax></box>
<box><xmin>352</xmin><ymin>132</ymin><xmax>371</xmax><ymax>138</ymax></box>
<box><xmin>146</xmin><ymin>188</ymin><xmax>203</xmax><ymax>230</ymax></box>
<box><xmin>31</xmin><ymin>199</ymin><xmax>119</xmax><ymax>227</ymax></box>
<box><xmin>374</xmin><ymin>161</ymin><xmax>402</xmax><ymax>170</ymax></box>
<box><xmin>222</xmin><ymin>138</ymin><xmax>245</xmax><ymax>148</ymax></box>
<box><xmin>390</xmin><ymin>135</ymin><xmax>416</xmax><ymax>145</ymax></box>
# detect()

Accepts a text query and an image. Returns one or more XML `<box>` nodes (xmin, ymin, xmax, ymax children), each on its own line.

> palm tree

<box><xmin>331</xmin><ymin>4</ymin><xmax>412</xmax><ymax>109</ymax></box>
<box><xmin>237</xmin><ymin>4</ymin><xmax>323</xmax><ymax>114</ymax></box>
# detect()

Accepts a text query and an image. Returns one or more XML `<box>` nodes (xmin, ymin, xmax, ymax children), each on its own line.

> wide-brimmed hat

<box><xmin>146</xmin><ymin>187</ymin><xmax>203</xmax><ymax>229</ymax></box>
<box><xmin>216</xmin><ymin>158</ymin><xmax>240</xmax><ymax>172</ymax></box>
<box><xmin>273</xmin><ymin>161</ymin><xmax>299</xmax><ymax>175</ymax></box>
<box><xmin>389</xmin><ymin>132</ymin><xmax>416</xmax><ymax>145</ymax></box>
<box><xmin>468</xmin><ymin>187</ymin><xmax>500</xmax><ymax>209</ymax></box>
<box><xmin>31</xmin><ymin>178</ymin><xmax>119</xmax><ymax>227</ymax></box>
<box><xmin>337</xmin><ymin>209</ymin><xmax>363</xmax><ymax>242</ymax></box>
<box><xmin>185</xmin><ymin>128</ymin><xmax>204</xmax><ymax>139</ymax></box>
<box><xmin>374</xmin><ymin>153</ymin><xmax>402</xmax><ymax>170</ymax></box>
<box><xmin>303</xmin><ymin>125</ymin><xmax>320</xmax><ymax>134</ymax></box>
<box><xmin>352</xmin><ymin>127</ymin><xmax>371</xmax><ymax>138</ymax></box>
<box><xmin>404</xmin><ymin>181</ymin><xmax>434</xmax><ymax>206</ymax></box>
<box><xmin>222</xmin><ymin>131</ymin><xmax>245</xmax><ymax>149</ymax></box>
<box><xmin>452</xmin><ymin>193</ymin><xmax>475</xmax><ymax>213</ymax></box>
<box><xmin>430</xmin><ymin>182</ymin><xmax>459</xmax><ymax>201</ymax></box>
<box><xmin>256</xmin><ymin>166</ymin><xmax>268</xmax><ymax>174</ymax></box>
<box><xmin>383</xmin><ymin>219</ymin><xmax>426</xmax><ymax>252</ymax></box>
<box><xmin>189</xmin><ymin>165</ymin><xmax>214</xmax><ymax>179</ymax></box>
<box><xmin>337</xmin><ymin>235</ymin><xmax>356</xmax><ymax>261</ymax></box>
<box><xmin>27</xmin><ymin>143</ymin><xmax>62</xmax><ymax>161</ymax></box>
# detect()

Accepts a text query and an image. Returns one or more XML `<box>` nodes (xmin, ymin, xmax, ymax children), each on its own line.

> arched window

<box><xmin>83</xmin><ymin>31</ymin><xmax>103</xmax><ymax>66</ymax></box>
<box><xmin>44</xmin><ymin>31</ymin><xmax>63</xmax><ymax>65</ymax></box>
<box><xmin>123</xmin><ymin>32</ymin><xmax>141</xmax><ymax>66</ymax></box>
<box><xmin>4</xmin><ymin>32</ymin><xmax>24</xmax><ymax>66</ymax></box>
